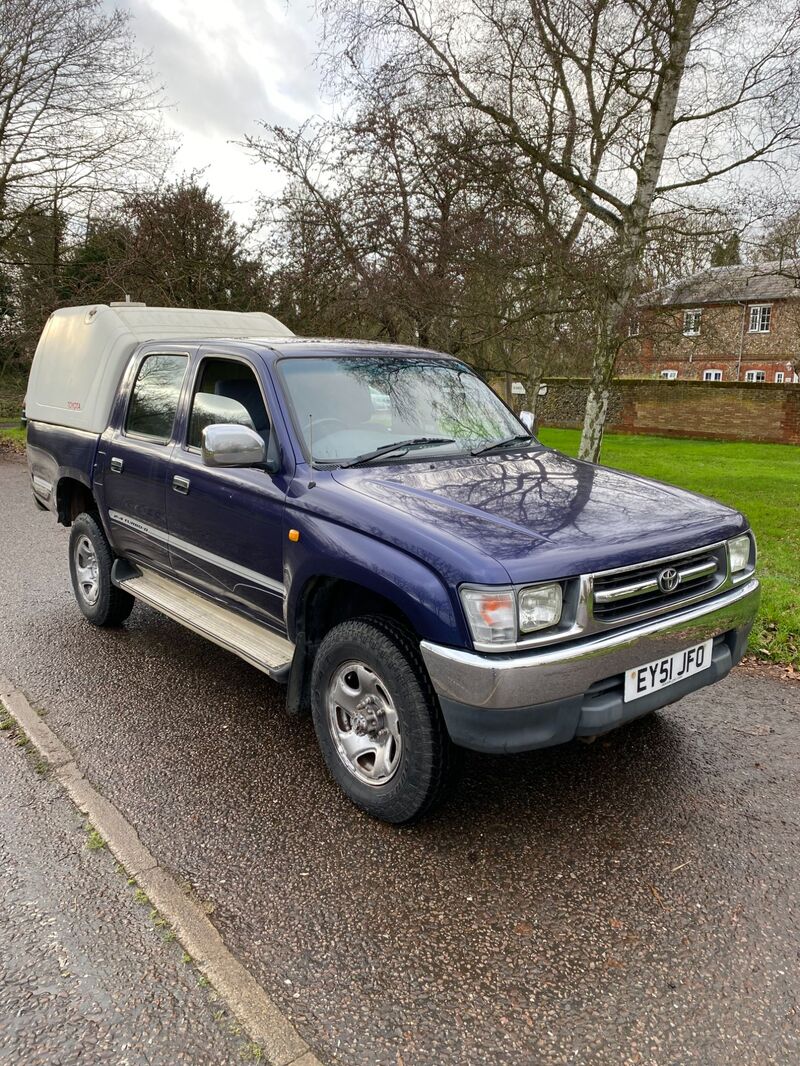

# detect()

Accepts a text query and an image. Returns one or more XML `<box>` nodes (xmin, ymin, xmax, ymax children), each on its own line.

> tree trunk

<box><xmin>578</xmin><ymin>286</ymin><xmax>631</xmax><ymax>461</ymax></box>
<box><xmin>523</xmin><ymin>361</ymin><xmax>543</xmax><ymax>421</ymax></box>
<box><xmin>578</xmin><ymin>329</ymin><xmax>617</xmax><ymax>461</ymax></box>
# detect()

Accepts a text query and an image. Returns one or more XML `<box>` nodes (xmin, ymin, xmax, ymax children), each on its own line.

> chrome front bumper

<box><xmin>421</xmin><ymin>578</ymin><xmax>760</xmax><ymax>712</ymax></box>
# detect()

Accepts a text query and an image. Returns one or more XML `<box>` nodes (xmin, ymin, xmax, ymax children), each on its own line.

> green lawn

<box><xmin>538</xmin><ymin>428</ymin><xmax>799</xmax><ymax>668</ymax></box>
<box><xmin>0</xmin><ymin>425</ymin><xmax>25</xmax><ymax>448</ymax></box>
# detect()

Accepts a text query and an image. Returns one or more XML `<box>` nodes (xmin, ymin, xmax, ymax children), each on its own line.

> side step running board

<box><xmin>114</xmin><ymin>564</ymin><xmax>294</xmax><ymax>682</ymax></box>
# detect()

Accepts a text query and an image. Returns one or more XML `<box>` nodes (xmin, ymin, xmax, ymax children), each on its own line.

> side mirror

<box><xmin>519</xmin><ymin>410</ymin><xmax>536</xmax><ymax>433</ymax></box>
<box><xmin>201</xmin><ymin>423</ymin><xmax>266</xmax><ymax>468</ymax></box>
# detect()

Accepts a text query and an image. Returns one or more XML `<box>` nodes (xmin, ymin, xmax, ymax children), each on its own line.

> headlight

<box><xmin>518</xmin><ymin>584</ymin><xmax>563</xmax><ymax>633</ymax></box>
<box><xmin>460</xmin><ymin>583</ymin><xmax>563</xmax><ymax>647</ymax></box>
<box><xmin>460</xmin><ymin>588</ymin><xmax>516</xmax><ymax>645</ymax></box>
<box><xmin>728</xmin><ymin>533</ymin><xmax>753</xmax><ymax>574</ymax></box>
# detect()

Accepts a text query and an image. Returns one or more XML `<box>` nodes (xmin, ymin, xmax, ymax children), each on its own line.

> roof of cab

<box><xmin>254</xmin><ymin>337</ymin><xmax>458</xmax><ymax>360</ymax></box>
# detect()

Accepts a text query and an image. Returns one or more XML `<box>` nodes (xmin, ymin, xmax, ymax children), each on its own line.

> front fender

<box><xmin>284</xmin><ymin>512</ymin><xmax>469</xmax><ymax>647</ymax></box>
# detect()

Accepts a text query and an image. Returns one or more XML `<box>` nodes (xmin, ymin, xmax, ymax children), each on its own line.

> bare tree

<box><xmin>248</xmin><ymin>85</ymin><xmax>594</xmax><ymax>414</ymax></box>
<box><xmin>321</xmin><ymin>0</ymin><xmax>800</xmax><ymax>458</ymax></box>
<box><xmin>0</xmin><ymin>0</ymin><xmax>168</xmax><ymax>259</ymax></box>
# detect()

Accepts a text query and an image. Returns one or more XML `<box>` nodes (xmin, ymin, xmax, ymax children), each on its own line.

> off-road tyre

<box><xmin>310</xmin><ymin>615</ymin><xmax>458</xmax><ymax>824</ymax></box>
<box><xmin>68</xmin><ymin>512</ymin><xmax>135</xmax><ymax>626</ymax></box>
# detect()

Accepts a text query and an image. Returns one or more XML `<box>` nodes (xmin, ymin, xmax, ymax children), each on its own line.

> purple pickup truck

<box><xmin>25</xmin><ymin>304</ymin><xmax>760</xmax><ymax>822</ymax></box>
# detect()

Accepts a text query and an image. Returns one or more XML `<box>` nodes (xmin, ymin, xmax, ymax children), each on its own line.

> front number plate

<box><xmin>623</xmin><ymin>639</ymin><xmax>713</xmax><ymax>703</ymax></box>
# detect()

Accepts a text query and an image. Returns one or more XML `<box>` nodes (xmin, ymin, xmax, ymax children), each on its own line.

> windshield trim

<box><xmin>273</xmin><ymin>352</ymin><xmax>529</xmax><ymax>469</ymax></box>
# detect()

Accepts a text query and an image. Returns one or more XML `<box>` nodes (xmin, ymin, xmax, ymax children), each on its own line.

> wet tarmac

<box><xmin>0</xmin><ymin>714</ymin><xmax>247</xmax><ymax>1064</ymax></box>
<box><xmin>1</xmin><ymin>454</ymin><xmax>798</xmax><ymax>1064</ymax></box>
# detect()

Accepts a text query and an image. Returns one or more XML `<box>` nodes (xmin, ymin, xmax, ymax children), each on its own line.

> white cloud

<box><xmin>113</xmin><ymin>0</ymin><xmax>323</xmax><ymax>216</ymax></box>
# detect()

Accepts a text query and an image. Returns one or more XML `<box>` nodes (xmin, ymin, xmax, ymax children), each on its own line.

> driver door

<box><xmin>166</xmin><ymin>350</ymin><xmax>287</xmax><ymax>630</ymax></box>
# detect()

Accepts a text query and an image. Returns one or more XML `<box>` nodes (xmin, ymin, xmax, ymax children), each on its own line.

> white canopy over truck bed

<box><xmin>26</xmin><ymin>303</ymin><xmax>293</xmax><ymax>433</ymax></box>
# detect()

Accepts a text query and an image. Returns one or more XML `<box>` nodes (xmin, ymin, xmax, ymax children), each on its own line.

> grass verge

<box><xmin>0</xmin><ymin>425</ymin><xmax>26</xmax><ymax>451</ymax></box>
<box><xmin>538</xmin><ymin>428</ymin><xmax>799</xmax><ymax>669</ymax></box>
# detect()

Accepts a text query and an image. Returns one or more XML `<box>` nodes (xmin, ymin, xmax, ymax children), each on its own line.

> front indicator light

<box><xmin>460</xmin><ymin>588</ymin><xmax>516</xmax><ymax>645</ymax></box>
<box><xmin>728</xmin><ymin>534</ymin><xmax>752</xmax><ymax>573</ymax></box>
<box><xmin>518</xmin><ymin>584</ymin><xmax>563</xmax><ymax>632</ymax></box>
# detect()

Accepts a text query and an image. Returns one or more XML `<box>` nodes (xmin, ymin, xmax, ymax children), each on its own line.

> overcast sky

<box><xmin>114</xmin><ymin>0</ymin><xmax>324</xmax><ymax>217</ymax></box>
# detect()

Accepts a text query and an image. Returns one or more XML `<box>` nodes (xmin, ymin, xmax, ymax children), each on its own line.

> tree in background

<box><xmin>0</xmin><ymin>179</ymin><xmax>270</xmax><ymax>378</ymax></box>
<box><xmin>0</xmin><ymin>0</ymin><xmax>168</xmax><ymax>257</ymax></box>
<box><xmin>758</xmin><ymin>206</ymin><xmax>800</xmax><ymax>264</ymax></box>
<box><xmin>0</xmin><ymin>0</ymin><xmax>170</xmax><ymax>382</ymax></box>
<box><xmin>249</xmin><ymin>84</ymin><xmax>593</xmax><ymax>414</ymax></box>
<box><xmin>321</xmin><ymin>0</ymin><xmax>800</xmax><ymax>458</ymax></box>
<box><xmin>114</xmin><ymin>179</ymin><xmax>268</xmax><ymax>309</ymax></box>
<box><xmin>710</xmin><ymin>234</ymin><xmax>741</xmax><ymax>268</ymax></box>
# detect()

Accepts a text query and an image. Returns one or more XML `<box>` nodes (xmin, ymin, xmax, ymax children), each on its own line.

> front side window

<box><xmin>703</xmin><ymin>369</ymin><xmax>723</xmax><ymax>381</ymax></box>
<box><xmin>660</xmin><ymin>369</ymin><xmax>678</xmax><ymax>380</ymax></box>
<box><xmin>683</xmin><ymin>309</ymin><xmax>702</xmax><ymax>336</ymax></box>
<box><xmin>745</xmin><ymin>369</ymin><xmax>766</xmax><ymax>382</ymax></box>
<box><xmin>187</xmin><ymin>357</ymin><xmax>269</xmax><ymax>449</ymax></box>
<box><xmin>278</xmin><ymin>355</ymin><xmax>526</xmax><ymax>465</ymax></box>
<box><xmin>126</xmin><ymin>354</ymin><xmax>188</xmax><ymax>442</ymax></box>
<box><xmin>748</xmin><ymin>304</ymin><xmax>772</xmax><ymax>333</ymax></box>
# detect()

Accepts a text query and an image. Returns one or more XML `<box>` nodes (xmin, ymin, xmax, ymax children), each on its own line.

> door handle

<box><xmin>172</xmin><ymin>475</ymin><xmax>190</xmax><ymax>495</ymax></box>
<box><xmin>110</xmin><ymin>457</ymin><xmax>124</xmax><ymax>473</ymax></box>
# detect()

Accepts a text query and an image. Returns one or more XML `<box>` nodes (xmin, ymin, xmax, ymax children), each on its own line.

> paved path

<box><xmin>0</xmin><ymin>719</ymin><xmax>248</xmax><ymax>1064</ymax></box>
<box><xmin>1</xmin><ymin>454</ymin><xmax>799</xmax><ymax>1064</ymax></box>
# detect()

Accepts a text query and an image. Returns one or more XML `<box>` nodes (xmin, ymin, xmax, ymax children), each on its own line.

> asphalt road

<box><xmin>0</xmin><ymin>704</ymin><xmax>248</xmax><ymax>1064</ymax></box>
<box><xmin>1</xmin><ymin>453</ymin><xmax>799</xmax><ymax>1065</ymax></box>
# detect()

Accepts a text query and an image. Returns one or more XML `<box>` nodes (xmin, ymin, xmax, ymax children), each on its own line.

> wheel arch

<box><xmin>294</xmin><ymin>575</ymin><xmax>416</xmax><ymax>645</ymax></box>
<box><xmin>56</xmin><ymin>475</ymin><xmax>97</xmax><ymax>526</ymax></box>
<box><xmin>285</xmin><ymin>558</ymin><xmax>465</xmax><ymax>716</ymax></box>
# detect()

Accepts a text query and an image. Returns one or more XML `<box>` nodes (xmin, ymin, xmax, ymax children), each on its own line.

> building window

<box><xmin>627</xmin><ymin>315</ymin><xmax>640</xmax><ymax>338</ymax></box>
<box><xmin>660</xmin><ymin>369</ymin><xmax>678</xmax><ymax>380</ymax></box>
<box><xmin>748</xmin><ymin>304</ymin><xmax>772</xmax><ymax>333</ymax></box>
<box><xmin>775</xmin><ymin>371</ymin><xmax>785</xmax><ymax>383</ymax></box>
<box><xmin>683</xmin><ymin>309</ymin><xmax>702</xmax><ymax>336</ymax></box>
<box><xmin>745</xmin><ymin>369</ymin><xmax>766</xmax><ymax>382</ymax></box>
<box><xmin>703</xmin><ymin>369</ymin><xmax>723</xmax><ymax>381</ymax></box>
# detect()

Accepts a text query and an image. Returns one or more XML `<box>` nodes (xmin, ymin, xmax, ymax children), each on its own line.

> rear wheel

<box><xmin>310</xmin><ymin>616</ymin><xmax>457</xmax><ymax>824</ymax></box>
<box><xmin>68</xmin><ymin>513</ymin><xmax>134</xmax><ymax>626</ymax></box>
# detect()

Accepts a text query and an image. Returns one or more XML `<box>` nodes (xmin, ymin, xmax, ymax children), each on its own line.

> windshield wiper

<box><xmin>471</xmin><ymin>433</ymin><xmax>535</xmax><ymax>456</ymax></box>
<box><xmin>341</xmin><ymin>436</ymin><xmax>455</xmax><ymax>468</ymax></box>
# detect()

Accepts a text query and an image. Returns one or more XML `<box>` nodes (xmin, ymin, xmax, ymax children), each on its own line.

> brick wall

<box><xmin>536</xmin><ymin>378</ymin><xmax>800</xmax><ymax>445</ymax></box>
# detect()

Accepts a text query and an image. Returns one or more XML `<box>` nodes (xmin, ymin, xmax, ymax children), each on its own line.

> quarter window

<box><xmin>683</xmin><ymin>309</ymin><xmax>702</xmax><ymax>336</ymax></box>
<box><xmin>126</xmin><ymin>354</ymin><xmax>188</xmax><ymax>442</ymax></box>
<box><xmin>703</xmin><ymin>369</ymin><xmax>723</xmax><ymax>381</ymax></box>
<box><xmin>745</xmin><ymin>369</ymin><xmax>766</xmax><ymax>382</ymax></box>
<box><xmin>748</xmin><ymin>304</ymin><xmax>771</xmax><ymax>333</ymax></box>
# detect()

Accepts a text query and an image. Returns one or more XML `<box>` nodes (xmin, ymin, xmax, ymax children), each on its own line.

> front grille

<box><xmin>591</xmin><ymin>545</ymin><xmax>727</xmax><ymax>625</ymax></box>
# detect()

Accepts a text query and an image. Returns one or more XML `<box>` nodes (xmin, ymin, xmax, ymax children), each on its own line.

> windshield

<box><xmin>277</xmin><ymin>355</ymin><xmax>528</xmax><ymax>465</ymax></box>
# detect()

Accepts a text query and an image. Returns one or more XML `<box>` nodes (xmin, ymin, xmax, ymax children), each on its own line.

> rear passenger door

<box><xmin>102</xmin><ymin>350</ymin><xmax>189</xmax><ymax>569</ymax></box>
<box><xmin>165</xmin><ymin>351</ymin><xmax>287</xmax><ymax>630</ymax></box>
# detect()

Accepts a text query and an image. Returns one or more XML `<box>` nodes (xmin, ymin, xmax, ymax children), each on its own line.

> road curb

<box><xmin>0</xmin><ymin>675</ymin><xmax>323</xmax><ymax>1066</ymax></box>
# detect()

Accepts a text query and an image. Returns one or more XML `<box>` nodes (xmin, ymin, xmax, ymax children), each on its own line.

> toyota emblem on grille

<box><xmin>658</xmin><ymin>567</ymin><xmax>680</xmax><ymax>593</ymax></box>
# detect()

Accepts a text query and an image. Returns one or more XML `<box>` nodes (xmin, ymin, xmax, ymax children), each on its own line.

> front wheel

<box><xmin>310</xmin><ymin>616</ymin><xmax>457</xmax><ymax>824</ymax></box>
<box><xmin>68</xmin><ymin>513</ymin><xmax>134</xmax><ymax>626</ymax></box>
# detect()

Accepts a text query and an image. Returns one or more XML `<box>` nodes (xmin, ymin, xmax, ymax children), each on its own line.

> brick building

<box><xmin>622</xmin><ymin>260</ymin><xmax>800</xmax><ymax>383</ymax></box>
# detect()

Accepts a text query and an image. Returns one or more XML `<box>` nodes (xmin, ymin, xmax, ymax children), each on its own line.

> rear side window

<box><xmin>126</xmin><ymin>354</ymin><xmax>188</xmax><ymax>442</ymax></box>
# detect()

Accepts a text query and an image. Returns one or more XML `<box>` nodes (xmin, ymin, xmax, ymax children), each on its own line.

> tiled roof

<box><xmin>640</xmin><ymin>260</ymin><xmax>800</xmax><ymax>307</ymax></box>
